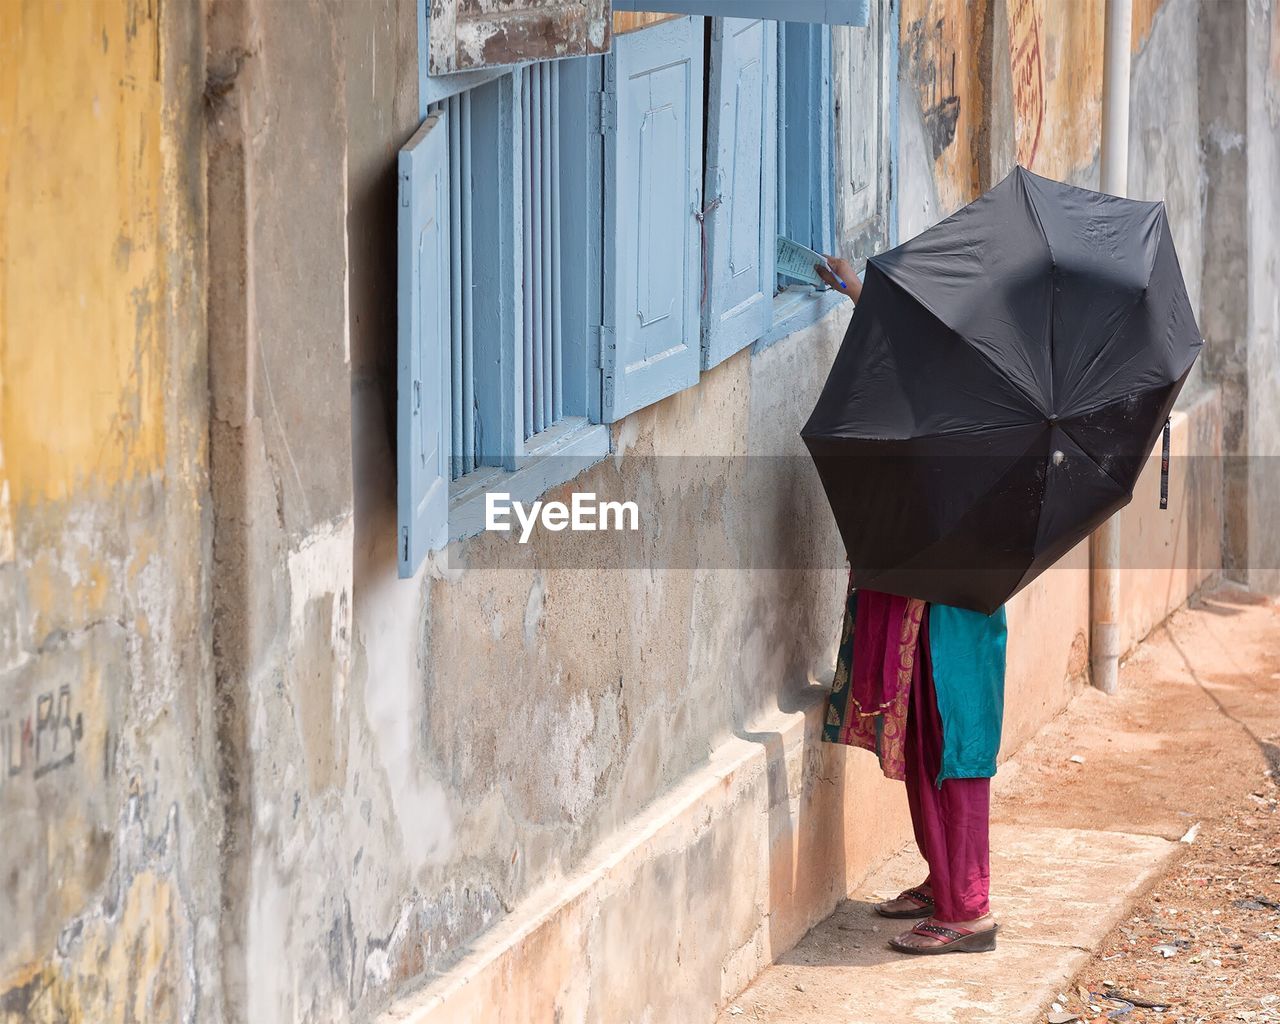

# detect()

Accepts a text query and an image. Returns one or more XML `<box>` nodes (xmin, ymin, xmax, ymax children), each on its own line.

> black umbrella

<box><xmin>802</xmin><ymin>166</ymin><xmax>1203</xmax><ymax>615</ymax></box>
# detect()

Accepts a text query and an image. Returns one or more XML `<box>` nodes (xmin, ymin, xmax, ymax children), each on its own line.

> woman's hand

<box><xmin>815</xmin><ymin>255</ymin><xmax>862</xmax><ymax>303</ymax></box>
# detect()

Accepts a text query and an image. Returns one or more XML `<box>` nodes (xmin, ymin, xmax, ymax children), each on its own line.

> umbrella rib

<box><xmin>1008</xmin><ymin>424</ymin><xmax>1135</xmax><ymax>600</ymax></box>
<box><xmin>1020</xmin><ymin>176</ymin><xmax>1058</xmax><ymax>412</ymax></box>
<box><xmin>874</xmin><ymin>272</ymin><xmax>1047</xmax><ymax>419</ymax></box>
<box><xmin>1055</xmin><ymin>421</ymin><xmax>1133</xmax><ymax>492</ymax></box>
<box><xmin>1056</xmin><ymin>294</ymin><xmax>1148</xmax><ymax>413</ymax></box>
<box><xmin>1057</xmin><ymin>211</ymin><xmax>1171</xmax><ymax>411</ymax></box>
<box><xmin>1058</xmin><ymin>376</ymin><xmax>1183</xmax><ymax>432</ymax></box>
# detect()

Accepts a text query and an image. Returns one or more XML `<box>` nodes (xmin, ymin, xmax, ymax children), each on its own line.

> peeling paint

<box><xmin>428</xmin><ymin>0</ymin><xmax>611</xmax><ymax>75</ymax></box>
<box><xmin>0</xmin><ymin>1</ymin><xmax>214</xmax><ymax>1021</ymax></box>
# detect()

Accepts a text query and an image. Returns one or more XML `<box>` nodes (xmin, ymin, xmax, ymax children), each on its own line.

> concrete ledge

<box><xmin>380</xmin><ymin>691</ymin><xmax>913</xmax><ymax>1024</ymax></box>
<box><xmin>717</xmin><ymin>824</ymin><xmax>1180</xmax><ymax>1024</ymax></box>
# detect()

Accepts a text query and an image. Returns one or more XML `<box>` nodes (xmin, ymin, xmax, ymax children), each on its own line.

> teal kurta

<box><xmin>823</xmin><ymin>590</ymin><xmax>1008</xmax><ymax>785</ymax></box>
<box><xmin>927</xmin><ymin>604</ymin><xmax>1007</xmax><ymax>784</ymax></box>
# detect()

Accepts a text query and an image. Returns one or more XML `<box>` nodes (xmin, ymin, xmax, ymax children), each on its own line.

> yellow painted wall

<box><xmin>0</xmin><ymin>1</ymin><xmax>208</xmax><ymax>1019</ymax></box>
<box><xmin>1132</xmin><ymin>0</ymin><xmax>1174</xmax><ymax>55</ymax></box>
<box><xmin>0</xmin><ymin>0</ymin><xmax>168</xmax><ymax>510</ymax></box>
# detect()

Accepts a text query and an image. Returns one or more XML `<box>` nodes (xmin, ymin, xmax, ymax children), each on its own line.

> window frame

<box><xmin>446</xmin><ymin>65</ymin><xmax>609</xmax><ymax>541</ymax></box>
<box><xmin>415</xmin><ymin>4</ymin><xmax>610</xmax><ymax>548</ymax></box>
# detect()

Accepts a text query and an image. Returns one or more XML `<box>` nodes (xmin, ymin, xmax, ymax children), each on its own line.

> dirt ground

<box><xmin>1045</xmin><ymin>782</ymin><xmax>1280</xmax><ymax>1024</ymax></box>
<box><xmin>1025</xmin><ymin>587</ymin><xmax>1280</xmax><ymax>1024</ymax></box>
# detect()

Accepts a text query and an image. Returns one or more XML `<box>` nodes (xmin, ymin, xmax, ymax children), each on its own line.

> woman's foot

<box><xmin>888</xmin><ymin>913</ymin><xmax>998</xmax><ymax>955</ymax></box>
<box><xmin>874</xmin><ymin>883</ymin><xmax>934</xmax><ymax>919</ymax></box>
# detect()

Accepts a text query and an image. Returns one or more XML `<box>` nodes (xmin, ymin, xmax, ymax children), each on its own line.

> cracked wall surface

<box><xmin>0</xmin><ymin>0</ymin><xmax>219</xmax><ymax>1021</ymax></box>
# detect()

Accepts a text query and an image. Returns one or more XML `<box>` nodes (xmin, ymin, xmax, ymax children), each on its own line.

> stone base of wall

<box><xmin>379</xmin><ymin>691</ymin><xmax>914</xmax><ymax>1024</ymax></box>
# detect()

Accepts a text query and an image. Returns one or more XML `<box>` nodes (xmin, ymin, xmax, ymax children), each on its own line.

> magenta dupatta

<box><xmin>850</xmin><ymin>591</ymin><xmax>926</xmax><ymax>716</ymax></box>
<box><xmin>828</xmin><ymin>587</ymin><xmax>927</xmax><ymax>780</ymax></box>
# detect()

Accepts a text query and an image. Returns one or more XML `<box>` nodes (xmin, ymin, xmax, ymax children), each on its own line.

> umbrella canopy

<box><xmin>802</xmin><ymin>166</ymin><xmax>1203</xmax><ymax>615</ymax></box>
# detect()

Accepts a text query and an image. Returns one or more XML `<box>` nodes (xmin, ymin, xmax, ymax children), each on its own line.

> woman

<box><xmin>814</xmin><ymin>257</ymin><xmax>1008</xmax><ymax>956</ymax></box>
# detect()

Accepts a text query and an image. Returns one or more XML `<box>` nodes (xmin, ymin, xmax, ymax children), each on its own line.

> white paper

<box><xmin>775</xmin><ymin>235</ymin><xmax>827</xmax><ymax>287</ymax></box>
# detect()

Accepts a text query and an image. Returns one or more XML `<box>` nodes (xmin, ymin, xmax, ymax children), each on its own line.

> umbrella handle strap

<box><xmin>1159</xmin><ymin>418</ymin><xmax>1171</xmax><ymax>510</ymax></box>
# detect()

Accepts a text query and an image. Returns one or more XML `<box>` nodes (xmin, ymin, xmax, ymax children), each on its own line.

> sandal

<box><xmin>888</xmin><ymin>921</ymin><xmax>999</xmax><ymax>955</ymax></box>
<box><xmin>874</xmin><ymin>887</ymin><xmax>935</xmax><ymax>919</ymax></box>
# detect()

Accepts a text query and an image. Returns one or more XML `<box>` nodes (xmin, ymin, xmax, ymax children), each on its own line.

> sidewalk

<box><xmin>717</xmin><ymin>586</ymin><xmax>1280</xmax><ymax>1024</ymax></box>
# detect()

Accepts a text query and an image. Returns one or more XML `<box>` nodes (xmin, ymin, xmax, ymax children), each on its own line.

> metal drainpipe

<box><xmin>1091</xmin><ymin>0</ymin><xmax>1132</xmax><ymax>696</ymax></box>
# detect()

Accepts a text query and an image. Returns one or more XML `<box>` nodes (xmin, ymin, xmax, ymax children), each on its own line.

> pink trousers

<box><xmin>904</xmin><ymin>611</ymin><xmax>992</xmax><ymax>922</ymax></box>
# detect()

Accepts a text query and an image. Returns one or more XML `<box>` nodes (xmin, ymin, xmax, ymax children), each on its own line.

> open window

<box><xmin>400</xmin><ymin>4</ymin><xmax>894</xmax><ymax>573</ymax></box>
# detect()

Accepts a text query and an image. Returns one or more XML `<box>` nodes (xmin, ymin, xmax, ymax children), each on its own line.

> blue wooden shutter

<box><xmin>702</xmin><ymin>17</ymin><xmax>777</xmax><ymax>369</ymax></box>
<box><xmin>779</xmin><ymin>23</ymin><xmax>835</xmax><ymax>256</ymax></box>
<box><xmin>600</xmin><ymin>16</ymin><xmax>704</xmax><ymax>422</ymax></box>
<box><xmin>834</xmin><ymin>0</ymin><xmax>895</xmax><ymax>257</ymax></box>
<box><xmin>612</xmin><ymin>1</ymin><xmax>869</xmax><ymax>26</ymax></box>
<box><xmin>398</xmin><ymin>114</ymin><xmax>451</xmax><ymax>577</ymax></box>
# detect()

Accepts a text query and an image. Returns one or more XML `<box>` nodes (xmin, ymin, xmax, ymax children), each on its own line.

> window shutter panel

<box><xmin>780</xmin><ymin>23</ymin><xmax>836</xmax><ymax>255</ymax></box>
<box><xmin>702</xmin><ymin>17</ymin><xmax>777</xmax><ymax>370</ymax></box>
<box><xmin>600</xmin><ymin>15</ymin><xmax>704</xmax><ymax>423</ymax></box>
<box><xmin>835</xmin><ymin>0</ymin><xmax>894</xmax><ymax>256</ymax></box>
<box><xmin>398</xmin><ymin>115</ymin><xmax>451</xmax><ymax>578</ymax></box>
<box><xmin>428</xmin><ymin>0</ymin><xmax>612</xmax><ymax>75</ymax></box>
<box><xmin>611</xmin><ymin>1</ymin><xmax>869</xmax><ymax>27</ymax></box>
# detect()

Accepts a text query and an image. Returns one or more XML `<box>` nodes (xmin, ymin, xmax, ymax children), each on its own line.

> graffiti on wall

<box><xmin>904</xmin><ymin>15</ymin><xmax>962</xmax><ymax>161</ymax></box>
<box><xmin>899</xmin><ymin>0</ymin><xmax>988</xmax><ymax>211</ymax></box>
<box><xmin>1022</xmin><ymin>0</ymin><xmax>1105</xmax><ymax>183</ymax></box>
<box><xmin>1008</xmin><ymin>0</ymin><xmax>1046</xmax><ymax>169</ymax></box>
<box><xmin>2</xmin><ymin>685</ymin><xmax>85</xmax><ymax>787</ymax></box>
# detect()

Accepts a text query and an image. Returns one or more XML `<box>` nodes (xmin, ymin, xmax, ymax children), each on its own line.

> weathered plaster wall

<box><xmin>1196</xmin><ymin>0</ymin><xmax>1280</xmax><ymax>594</ymax></box>
<box><xmin>0</xmin><ymin>0</ymin><xmax>216</xmax><ymax>1021</ymax></box>
<box><xmin>1244</xmin><ymin>0</ymin><xmax>1280</xmax><ymax>595</ymax></box>
<box><xmin>206</xmin><ymin>0</ymin><xmax>390</xmax><ymax>1020</ymax></box>
<box><xmin>346</xmin><ymin>309</ymin><xmax>858</xmax><ymax>1018</ymax></box>
<box><xmin>1120</xmin><ymin>391</ymin><xmax>1225</xmax><ymax>653</ymax></box>
<box><xmin>898</xmin><ymin>0</ymin><xmax>1105</xmax><ymax>214</ymax></box>
<box><xmin>1129</xmin><ymin>0</ymin><xmax>1205</xmax><ymax>362</ymax></box>
<box><xmin>898</xmin><ymin>0</ymin><xmax>991</xmax><ymax>209</ymax></box>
